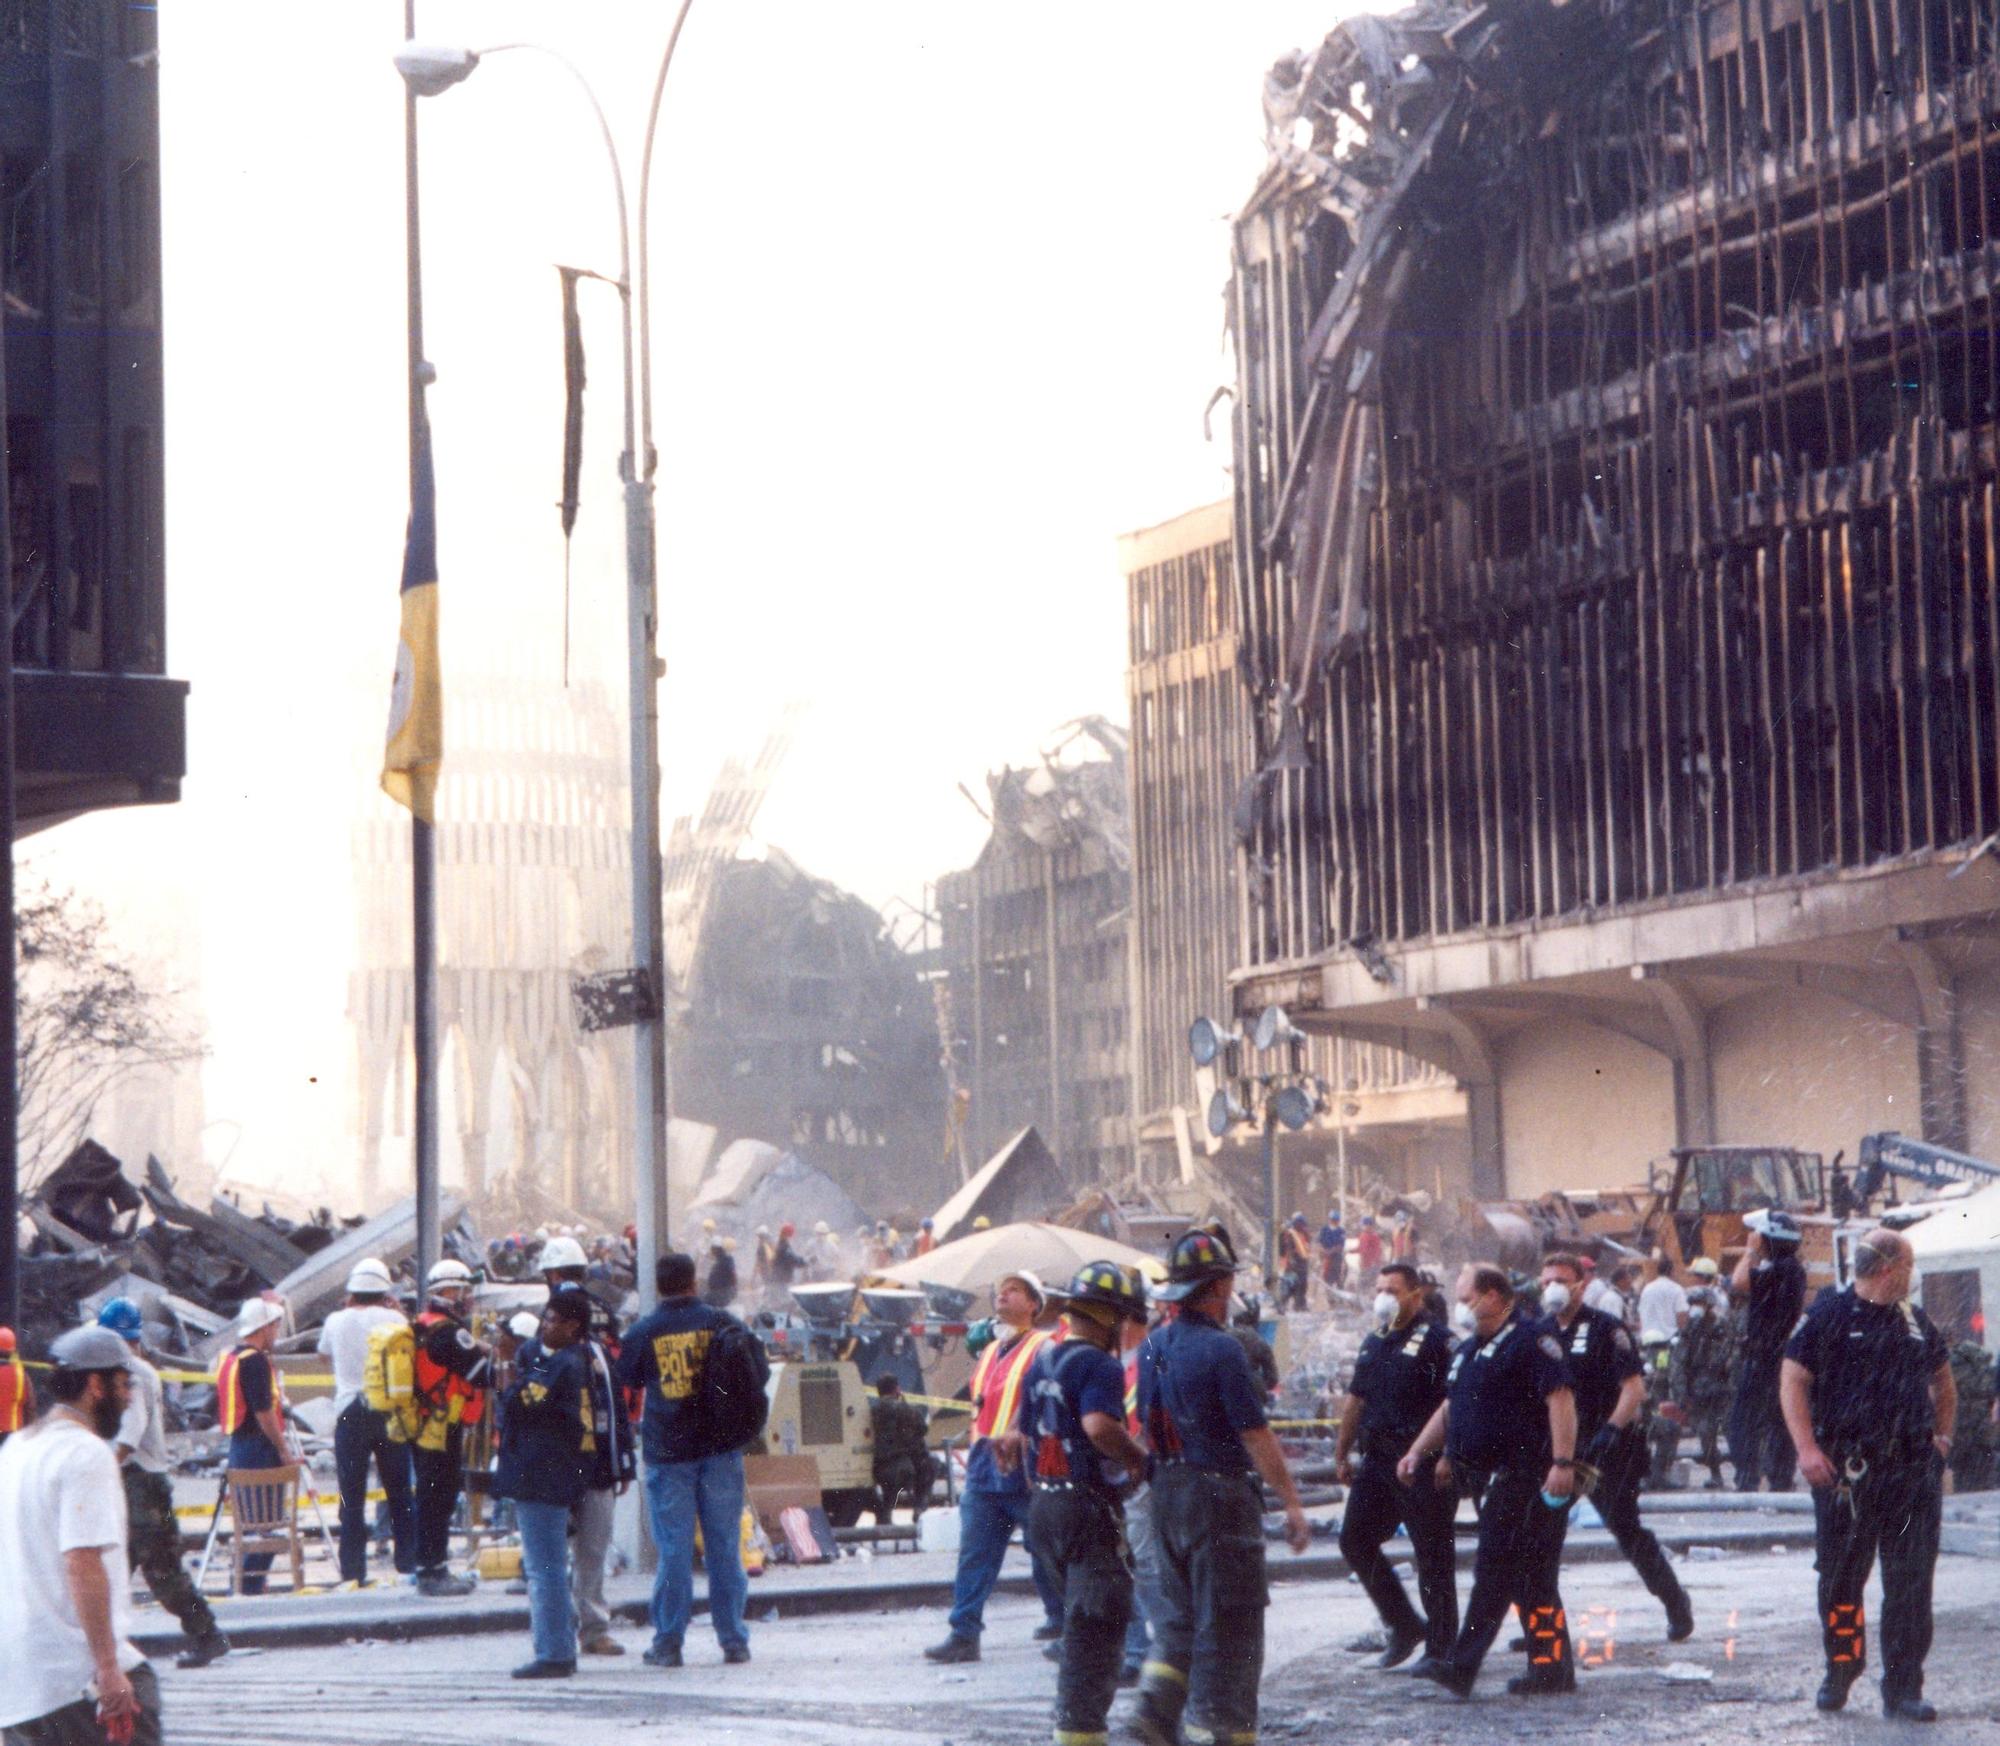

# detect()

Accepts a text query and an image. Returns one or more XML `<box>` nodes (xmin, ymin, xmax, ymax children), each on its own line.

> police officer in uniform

<box><xmin>411</xmin><ymin>1258</ymin><xmax>491</xmax><ymax>1597</ymax></box>
<box><xmin>1779</xmin><ymin>1228</ymin><xmax>1956</xmax><ymax>1721</ymax></box>
<box><xmin>1333</xmin><ymin>1261</ymin><xmax>1456</xmax><ymax>1668</ymax></box>
<box><xmin>1133</xmin><ymin>1228</ymin><xmax>1311</xmax><ymax>1746</ymax></box>
<box><xmin>1009</xmin><ymin>1263</ymin><xmax>1149</xmax><ymax>1746</ymax></box>
<box><xmin>1729</xmin><ymin>1207</ymin><xmax>1806</xmax><ymax>1490</ymax></box>
<box><xmin>1538</xmin><ymin>1253</ymin><xmax>1693</xmax><ymax>1640</ymax></box>
<box><xmin>1400</xmin><ymin>1264</ymin><xmax>1578</xmax><ymax>1698</ymax></box>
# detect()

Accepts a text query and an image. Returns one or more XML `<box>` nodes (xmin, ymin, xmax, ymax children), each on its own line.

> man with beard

<box><xmin>0</xmin><ymin>1327</ymin><xmax>158</xmax><ymax>1746</ymax></box>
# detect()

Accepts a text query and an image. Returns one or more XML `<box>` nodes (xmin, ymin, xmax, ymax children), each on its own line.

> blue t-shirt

<box><xmin>616</xmin><ymin>1296</ymin><xmax>738</xmax><ymax>1466</ymax></box>
<box><xmin>1136</xmin><ymin>1309</ymin><xmax>1268</xmax><ymax>1477</ymax></box>
<box><xmin>1024</xmin><ymin>1339</ymin><xmax>1128</xmax><ymax>1497</ymax></box>
<box><xmin>1445</xmin><ymin>1308</ymin><xmax>1572</xmax><ymax>1475</ymax></box>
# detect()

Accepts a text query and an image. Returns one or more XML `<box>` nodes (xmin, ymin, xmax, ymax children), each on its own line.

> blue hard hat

<box><xmin>97</xmin><ymin>1297</ymin><xmax>144</xmax><ymax>1342</ymax></box>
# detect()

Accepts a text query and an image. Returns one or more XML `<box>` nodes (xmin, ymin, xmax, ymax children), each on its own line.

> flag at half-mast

<box><xmin>382</xmin><ymin>413</ymin><xmax>442</xmax><ymax>821</ymax></box>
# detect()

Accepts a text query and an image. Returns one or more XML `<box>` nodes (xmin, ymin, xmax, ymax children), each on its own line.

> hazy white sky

<box><xmin>33</xmin><ymin>0</ymin><xmax>1362</xmax><ymax>1200</ymax></box>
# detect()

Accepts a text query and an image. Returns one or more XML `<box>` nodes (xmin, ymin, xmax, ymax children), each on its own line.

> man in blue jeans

<box><xmin>619</xmin><ymin>1251</ymin><xmax>756</xmax><ymax>1668</ymax></box>
<box><xmin>494</xmin><ymin>1286</ymin><xmax>597</xmax><ymax>1680</ymax></box>
<box><xmin>925</xmin><ymin>1270</ymin><xmax>1066</xmax><ymax>1662</ymax></box>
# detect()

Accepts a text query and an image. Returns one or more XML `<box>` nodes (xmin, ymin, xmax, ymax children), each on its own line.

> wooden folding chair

<box><xmin>224</xmin><ymin>1465</ymin><xmax>306</xmax><ymax>1595</ymax></box>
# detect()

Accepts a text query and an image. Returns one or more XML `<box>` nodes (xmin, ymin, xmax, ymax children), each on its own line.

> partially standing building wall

<box><xmin>1227</xmin><ymin>0</ymin><xmax>2000</xmax><ymax>1197</ymax></box>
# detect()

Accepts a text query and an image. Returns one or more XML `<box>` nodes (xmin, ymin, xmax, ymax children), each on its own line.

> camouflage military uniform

<box><xmin>869</xmin><ymin>1392</ymin><xmax>931</xmax><ymax>1522</ymax></box>
<box><xmin>1946</xmin><ymin>1340</ymin><xmax>1996</xmax><ymax>1494</ymax></box>
<box><xmin>1669</xmin><ymin>1287</ymin><xmax>1736</xmax><ymax>1487</ymax></box>
<box><xmin>124</xmin><ymin>1465</ymin><xmax>221</xmax><ymax>1641</ymax></box>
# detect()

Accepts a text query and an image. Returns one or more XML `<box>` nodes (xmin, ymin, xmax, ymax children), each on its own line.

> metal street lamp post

<box><xmin>397</xmin><ymin>7</ymin><xmax>693</xmax><ymax>1310</ymax></box>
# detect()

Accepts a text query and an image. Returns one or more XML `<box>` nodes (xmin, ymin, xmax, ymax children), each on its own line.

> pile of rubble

<box><xmin>14</xmin><ymin>1139</ymin><xmax>478</xmax><ymax>1367</ymax></box>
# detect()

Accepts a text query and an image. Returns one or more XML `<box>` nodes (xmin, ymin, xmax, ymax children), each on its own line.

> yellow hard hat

<box><xmin>972</xmin><ymin>1215</ymin><xmax>992</xmax><ymax>1231</ymax></box>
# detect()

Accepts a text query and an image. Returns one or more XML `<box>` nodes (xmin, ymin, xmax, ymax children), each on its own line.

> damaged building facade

<box><xmin>671</xmin><ymin>848</ymin><xmax>948</xmax><ymax>1219</ymax></box>
<box><xmin>939</xmin><ymin>721</ymin><xmax>1136</xmax><ymax>1191</ymax></box>
<box><xmin>1121</xmin><ymin>501</ymin><xmax>1467</xmax><ymax>1211</ymax></box>
<box><xmin>1229</xmin><ymin>0</ymin><xmax>2000</xmax><ymax>1198</ymax></box>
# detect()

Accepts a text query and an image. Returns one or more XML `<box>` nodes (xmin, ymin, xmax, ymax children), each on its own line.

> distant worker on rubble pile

<box><xmin>410</xmin><ymin>1259</ymin><xmax>491</xmax><ymax>1597</ymax></box>
<box><xmin>1276</xmin><ymin>1213</ymin><xmax>1312</xmax><ymax>1311</ymax></box>
<box><xmin>1335</xmin><ymin>1262</ymin><xmax>1457</xmax><ymax>1669</ymax></box>
<box><xmin>1133</xmin><ymin>1226</ymin><xmax>1311</xmax><ymax>1746</ymax></box>
<box><xmin>1353</xmin><ymin>1213</ymin><xmax>1382</xmax><ymax>1278</ymax></box>
<box><xmin>1401</xmin><ymin>1264</ymin><xmax>1578</xmax><ymax>1699</ymax></box>
<box><xmin>1539</xmin><ymin>1253</ymin><xmax>1693</xmax><ymax>1641</ymax></box>
<box><xmin>1731</xmin><ymin>1208</ymin><xmax>1807</xmax><ymax>1492</ymax></box>
<box><xmin>214</xmin><ymin>1297</ymin><xmax>291</xmax><ymax>1596</ymax></box>
<box><xmin>1009</xmin><ymin>1263</ymin><xmax>1149</xmax><ymax>1746</ymax></box>
<box><xmin>913</xmin><ymin>1218</ymin><xmax>937</xmax><ymax>1258</ymax></box>
<box><xmin>1781</xmin><ymin>1227</ymin><xmax>1955</xmax><ymax>1722</ymax></box>
<box><xmin>772</xmin><ymin>1223</ymin><xmax>805</xmax><ymax>1292</ymax></box>
<box><xmin>0</xmin><ymin>1328</ymin><xmax>30</xmax><ymax>1449</ymax></box>
<box><xmin>704</xmin><ymin>1240</ymin><xmax>738</xmax><ymax>1309</ymax></box>
<box><xmin>99</xmin><ymin>1298</ymin><xmax>230</xmax><ymax>1670</ymax></box>
<box><xmin>319</xmin><ymin>1259</ymin><xmax>415</xmax><ymax>1589</ymax></box>
<box><xmin>1318</xmin><ymin>1208</ymin><xmax>1348</xmax><ymax>1293</ymax></box>
<box><xmin>924</xmin><ymin>1269</ymin><xmax>1065</xmax><ymax>1663</ymax></box>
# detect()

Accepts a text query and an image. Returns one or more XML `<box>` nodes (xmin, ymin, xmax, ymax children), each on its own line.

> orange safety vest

<box><xmin>0</xmin><ymin>1354</ymin><xmax>28</xmax><ymax>1433</ymax></box>
<box><xmin>1122</xmin><ymin>1348</ymin><xmax>1142</xmax><ymax>1442</ymax></box>
<box><xmin>414</xmin><ymin>1310</ymin><xmax>487</xmax><ymax>1427</ymax></box>
<box><xmin>969</xmin><ymin>1326</ymin><xmax>1051</xmax><ymax>1441</ymax></box>
<box><xmin>214</xmin><ymin>1344</ymin><xmax>284</xmax><ymax>1440</ymax></box>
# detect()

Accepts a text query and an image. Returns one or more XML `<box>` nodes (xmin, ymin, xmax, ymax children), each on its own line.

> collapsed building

<box><xmin>1226</xmin><ymin>0</ymin><xmax>2000</xmax><ymax>1197</ymax></box>
<box><xmin>671</xmin><ymin>849</ymin><xmax>949</xmax><ymax>1218</ymax></box>
<box><xmin>938</xmin><ymin>720</ymin><xmax>1136</xmax><ymax>1192</ymax></box>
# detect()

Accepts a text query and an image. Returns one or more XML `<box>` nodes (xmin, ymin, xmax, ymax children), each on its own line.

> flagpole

<box><xmin>405</xmin><ymin>0</ymin><xmax>441</xmax><ymax>1288</ymax></box>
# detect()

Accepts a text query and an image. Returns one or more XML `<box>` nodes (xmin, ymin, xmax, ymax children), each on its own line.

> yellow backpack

<box><xmin>363</xmin><ymin>1320</ymin><xmax>422</xmax><ymax>1443</ymax></box>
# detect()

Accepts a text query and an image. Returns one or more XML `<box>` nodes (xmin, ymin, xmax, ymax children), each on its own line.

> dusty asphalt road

<box><xmin>148</xmin><ymin>1544</ymin><xmax>2000</xmax><ymax>1746</ymax></box>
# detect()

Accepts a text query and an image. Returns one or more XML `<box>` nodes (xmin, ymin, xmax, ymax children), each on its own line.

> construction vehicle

<box><xmin>1855</xmin><ymin>1133</ymin><xmax>2000</xmax><ymax>1201</ymax></box>
<box><xmin>1640</xmin><ymin>1145</ymin><xmax>1834</xmax><ymax>1283</ymax></box>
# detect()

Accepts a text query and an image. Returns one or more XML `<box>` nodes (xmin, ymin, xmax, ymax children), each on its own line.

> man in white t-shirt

<box><xmin>1637</xmin><ymin>1256</ymin><xmax>1691</xmax><ymax>1346</ymax></box>
<box><xmin>0</xmin><ymin>1326</ymin><xmax>159</xmax><ymax>1746</ymax></box>
<box><xmin>316</xmin><ymin>1258</ymin><xmax>416</xmax><ymax>1587</ymax></box>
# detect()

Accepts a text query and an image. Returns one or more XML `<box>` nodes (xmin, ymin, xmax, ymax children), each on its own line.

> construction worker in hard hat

<box><xmin>410</xmin><ymin>1258</ymin><xmax>491</xmax><ymax>1596</ymax></box>
<box><xmin>0</xmin><ymin>1325</ymin><xmax>30</xmax><ymax>1448</ymax></box>
<box><xmin>1007</xmin><ymin>1263</ymin><xmax>1150</xmax><ymax>1746</ymax></box>
<box><xmin>316</xmin><ymin>1258</ymin><xmax>416</xmax><ymax>1588</ymax></box>
<box><xmin>913</xmin><ymin>1217</ymin><xmax>937</xmax><ymax>1258</ymax></box>
<box><xmin>213</xmin><ymin>1296</ymin><xmax>291</xmax><ymax>1594</ymax></box>
<box><xmin>95</xmin><ymin>1299</ymin><xmax>231</xmax><ymax>1668</ymax></box>
<box><xmin>924</xmin><ymin>1268</ymin><xmax>1065</xmax><ymax>1662</ymax></box>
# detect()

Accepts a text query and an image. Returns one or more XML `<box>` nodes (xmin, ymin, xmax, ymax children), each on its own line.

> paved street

<box><xmin>149</xmin><ymin>1543</ymin><xmax>2000</xmax><ymax>1746</ymax></box>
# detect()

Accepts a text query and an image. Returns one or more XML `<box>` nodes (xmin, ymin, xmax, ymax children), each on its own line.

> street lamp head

<box><xmin>394</xmin><ymin>42</ymin><xmax>481</xmax><ymax>97</ymax></box>
<box><xmin>1207</xmin><ymin>1084</ymin><xmax>1249</xmax><ymax>1137</ymax></box>
<box><xmin>1272</xmin><ymin>1082</ymin><xmax>1318</xmax><ymax>1132</ymax></box>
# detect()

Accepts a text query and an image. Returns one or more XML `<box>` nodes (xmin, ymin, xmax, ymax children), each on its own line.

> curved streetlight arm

<box><xmin>635</xmin><ymin>0</ymin><xmax>696</xmax><ymax>479</ymax></box>
<box><xmin>474</xmin><ymin>42</ymin><xmax>635</xmax><ymax>467</ymax></box>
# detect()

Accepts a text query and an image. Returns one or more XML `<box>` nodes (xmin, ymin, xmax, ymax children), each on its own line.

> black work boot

<box><xmin>1883</xmin><ymin>1692</ymin><xmax>1938</xmax><ymax>1723</ymax></box>
<box><xmin>1408</xmin><ymin>1656</ymin><xmax>1476</xmax><ymax>1698</ymax></box>
<box><xmin>175</xmin><ymin>1632</ymin><xmax>230</xmax><ymax>1670</ymax></box>
<box><xmin>1665</xmin><ymin>1587</ymin><xmax>1695</xmax><ymax>1642</ymax></box>
<box><xmin>923</xmin><ymin>1634</ymin><xmax>979</xmax><ymax>1664</ymax></box>
<box><xmin>1816</xmin><ymin>1666</ymin><xmax>1863</xmax><ymax>1712</ymax></box>
<box><xmin>1377</xmin><ymin>1625</ymin><xmax>1425</xmax><ymax>1669</ymax></box>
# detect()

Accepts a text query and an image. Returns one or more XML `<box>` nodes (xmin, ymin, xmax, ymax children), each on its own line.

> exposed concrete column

<box><xmin>1419</xmin><ymin>998</ymin><xmax>1503</xmax><ymax>1198</ymax></box>
<box><xmin>1895</xmin><ymin>931</ymin><xmax>1966</xmax><ymax>1151</ymax></box>
<box><xmin>1645</xmin><ymin>974</ymin><xmax>1715</xmax><ymax>1147</ymax></box>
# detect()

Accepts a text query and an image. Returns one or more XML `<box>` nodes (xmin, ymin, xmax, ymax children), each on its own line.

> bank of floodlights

<box><xmin>1188</xmin><ymin>1004</ymin><xmax>1325</xmax><ymax>1139</ymax></box>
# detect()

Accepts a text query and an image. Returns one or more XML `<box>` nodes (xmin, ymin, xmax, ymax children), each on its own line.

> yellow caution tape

<box><xmin>172</xmin><ymin>1488</ymin><xmax>384</xmax><ymax>1520</ymax></box>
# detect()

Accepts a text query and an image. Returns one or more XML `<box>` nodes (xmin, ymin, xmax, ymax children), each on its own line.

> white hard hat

<box><xmin>507</xmin><ymin>1311</ymin><xmax>541</xmax><ymax>1340</ymax></box>
<box><xmin>701</xmin><ymin>1218</ymin><xmax>717</xmax><ymax>1233</ymax></box>
<box><xmin>539</xmin><ymin>1236</ymin><xmax>588</xmax><ymax>1271</ymax></box>
<box><xmin>428</xmin><ymin>1258</ymin><xmax>473</xmax><ymax>1289</ymax></box>
<box><xmin>815</xmin><ymin>1221</ymin><xmax>831</xmax><ymax>1235</ymax></box>
<box><xmin>237</xmin><ymin>1297</ymin><xmax>286</xmax><ymax>1336</ymax></box>
<box><xmin>756</xmin><ymin>1224</ymin><xmax>771</xmax><ymax>1237</ymax></box>
<box><xmin>346</xmin><ymin>1259</ymin><xmax>393</xmax><ymax>1295</ymax></box>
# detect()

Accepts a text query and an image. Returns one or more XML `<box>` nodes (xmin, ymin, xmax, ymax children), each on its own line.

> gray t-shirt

<box><xmin>114</xmin><ymin>1354</ymin><xmax>171</xmax><ymax>1474</ymax></box>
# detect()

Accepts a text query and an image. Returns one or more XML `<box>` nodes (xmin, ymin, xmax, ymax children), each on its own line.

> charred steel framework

<box><xmin>1233</xmin><ymin>0</ymin><xmax>2000</xmax><ymax>967</ymax></box>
